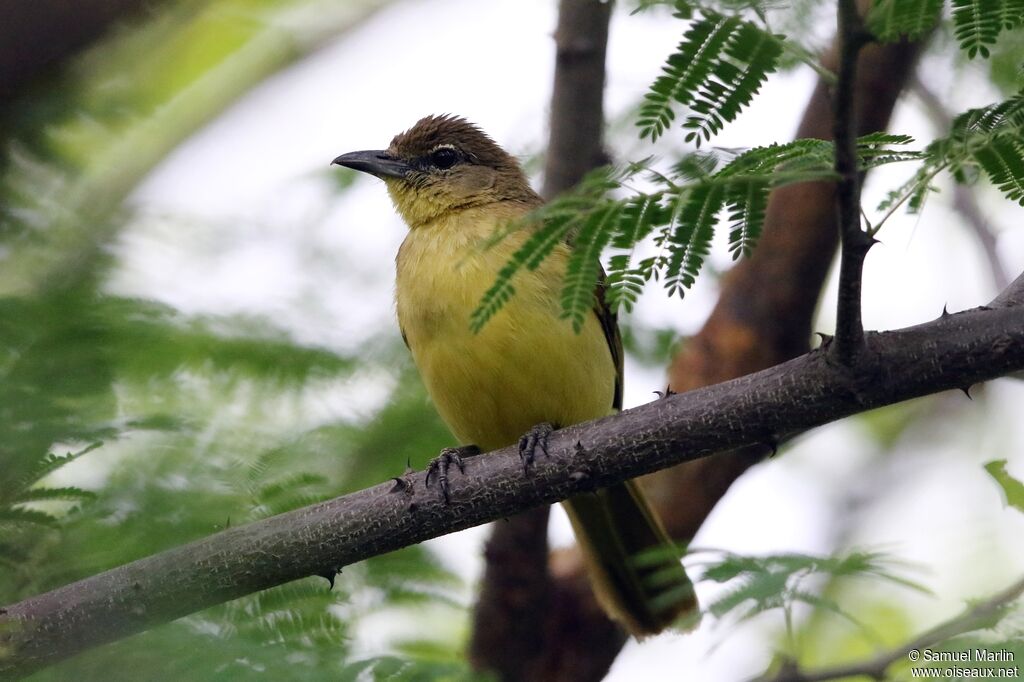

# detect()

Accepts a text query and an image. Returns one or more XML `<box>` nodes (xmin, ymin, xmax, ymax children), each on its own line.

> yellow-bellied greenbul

<box><xmin>332</xmin><ymin>115</ymin><xmax>698</xmax><ymax>636</ymax></box>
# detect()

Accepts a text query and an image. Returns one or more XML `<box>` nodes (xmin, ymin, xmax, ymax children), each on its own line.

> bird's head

<box><xmin>332</xmin><ymin>115</ymin><xmax>538</xmax><ymax>228</ymax></box>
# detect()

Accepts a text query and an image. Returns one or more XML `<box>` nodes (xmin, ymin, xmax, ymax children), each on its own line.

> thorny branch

<box><xmin>2</xmin><ymin>281</ymin><xmax>1024</xmax><ymax>679</ymax></box>
<box><xmin>831</xmin><ymin>0</ymin><xmax>873</xmax><ymax>365</ymax></box>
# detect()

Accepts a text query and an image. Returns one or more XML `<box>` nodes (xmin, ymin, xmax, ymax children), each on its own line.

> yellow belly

<box><xmin>395</xmin><ymin>212</ymin><xmax>616</xmax><ymax>452</ymax></box>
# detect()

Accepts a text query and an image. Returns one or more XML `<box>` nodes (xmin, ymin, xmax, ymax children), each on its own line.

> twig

<box><xmin>831</xmin><ymin>0</ymin><xmax>874</xmax><ymax>366</ymax></box>
<box><xmin>756</xmin><ymin>574</ymin><xmax>1024</xmax><ymax>682</ymax></box>
<box><xmin>911</xmin><ymin>76</ymin><xmax>1011</xmax><ymax>291</ymax></box>
<box><xmin>2</xmin><ymin>284</ymin><xmax>1024</xmax><ymax>679</ymax></box>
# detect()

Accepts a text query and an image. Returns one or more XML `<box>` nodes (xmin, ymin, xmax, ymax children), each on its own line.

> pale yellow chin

<box><xmin>384</xmin><ymin>179</ymin><xmax>448</xmax><ymax>229</ymax></box>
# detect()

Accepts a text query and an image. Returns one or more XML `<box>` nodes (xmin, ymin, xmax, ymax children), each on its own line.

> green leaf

<box><xmin>561</xmin><ymin>204</ymin><xmax>622</xmax><ymax>331</ymax></box>
<box><xmin>857</xmin><ymin>133</ymin><xmax>926</xmax><ymax>169</ymax></box>
<box><xmin>469</xmin><ymin>214</ymin><xmax>576</xmax><ymax>333</ymax></box>
<box><xmin>869</xmin><ymin>0</ymin><xmax>943</xmax><ymax>41</ymax></box>
<box><xmin>661</xmin><ymin>184</ymin><xmax>723</xmax><ymax>297</ymax></box>
<box><xmin>612</xmin><ymin>194</ymin><xmax>666</xmax><ymax>249</ymax></box>
<box><xmin>12</xmin><ymin>486</ymin><xmax>97</xmax><ymax>504</ymax></box>
<box><xmin>0</xmin><ymin>506</ymin><xmax>60</xmax><ymax>528</ymax></box>
<box><xmin>638</xmin><ymin>13</ymin><xmax>743</xmax><ymax>140</ymax></box>
<box><xmin>606</xmin><ymin>254</ymin><xmax>647</xmax><ymax>313</ymax></box>
<box><xmin>698</xmin><ymin>548</ymin><xmax>928</xmax><ymax>626</ymax></box>
<box><xmin>985</xmin><ymin>459</ymin><xmax>1024</xmax><ymax>513</ymax></box>
<box><xmin>952</xmin><ymin>0</ymin><xmax>1024</xmax><ymax>59</ymax></box>
<box><xmin>876</xmin><ymin>90</ymin><xmax>1024</xmax><ymax>219</ymax></box>
<box><xmin>725</xmin><ymin>178</ymin><xmax>768</xmax><ymax>259</ymax></box>
<box><xmin>682</xmin><ymin>21</ymin><xmax>783</xmax><ymax>146</ymax></box>
<box><xmin>638</xmin><ymin>10</ymin><xmax>781</xmax><ymax>145</ymax></box>
<box><xmin>974</xmin><ymin>135</ymin><xmax>1024</xmax><ymax>204</ymax></box>
<box><xmin>9</xmin><ymin>442</ymin><xmax>102</xmax><ymax>497</ymax></box>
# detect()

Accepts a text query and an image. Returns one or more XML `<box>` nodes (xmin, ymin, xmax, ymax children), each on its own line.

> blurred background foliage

<box><xmin>1</xmin><ymin>1</ymin><xmax>475</xmax><ymax>679</ymax></box>
<box><xmin>1</xmin><ymin>0</ymin><xmax>1023</xmax><ymax>680</ymax></box>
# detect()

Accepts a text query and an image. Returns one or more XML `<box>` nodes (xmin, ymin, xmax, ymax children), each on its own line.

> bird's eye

<box><xmin>429</xmin><ymin>147</ymin><xmax>460</xmax><ymax>170</ymax></box>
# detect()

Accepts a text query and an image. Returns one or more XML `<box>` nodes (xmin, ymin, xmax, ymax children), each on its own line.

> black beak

<box><xmin>331</xmin><ymin>149</ymin><xmax>410</xmax><ymax>180</ymax></box>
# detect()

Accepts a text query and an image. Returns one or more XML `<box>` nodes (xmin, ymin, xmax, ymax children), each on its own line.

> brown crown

<box><xmin>389</xmin><ymin>115</ymin><xmax>516</xmax><ymax>169</ymax></box>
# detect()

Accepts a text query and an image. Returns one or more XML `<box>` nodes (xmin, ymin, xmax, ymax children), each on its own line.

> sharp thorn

<box><xmin>318</xmin><ymin>569</ymin><xmax>338</xmax><ymax>589</ymax></box>
<box><xmin>960</xmin><ymin>385</ymin><xmax>973</xmax><ymax>400</ymax></box>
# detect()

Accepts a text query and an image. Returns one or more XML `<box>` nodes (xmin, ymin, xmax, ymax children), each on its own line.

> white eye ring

<box><xmin>428</xmin><ymin>145</ymin><xmax>460</xmax><ymax>170</ymax></box>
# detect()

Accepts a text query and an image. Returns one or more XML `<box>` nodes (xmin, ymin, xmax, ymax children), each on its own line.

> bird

<box><xmin>332</xmin><ymin>114</ymin><xmax>698</xmax><ymax>636</ymax></box>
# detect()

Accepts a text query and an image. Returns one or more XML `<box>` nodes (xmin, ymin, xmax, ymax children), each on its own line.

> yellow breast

<box><xmin>395</xmin><ymin>206</ymin><xmax>617</xmax><ymax>452</ymax></box>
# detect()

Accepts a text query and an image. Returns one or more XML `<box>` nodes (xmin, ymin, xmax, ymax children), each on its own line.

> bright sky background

<box><xmin>114</xmin><ymin>0</ymin><xmax>1024</xmax><ymax>678</ymax></box>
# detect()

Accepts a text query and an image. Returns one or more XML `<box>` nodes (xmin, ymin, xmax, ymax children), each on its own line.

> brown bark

<box><xmin>540</xmin><ymin>0</ymin><xmax>613</xmax><ymax>201</ymax></box>
<box><xmin>468</xmin><ymin>508</ymin><xmax>555</xmax><ymax>680</ymax></box>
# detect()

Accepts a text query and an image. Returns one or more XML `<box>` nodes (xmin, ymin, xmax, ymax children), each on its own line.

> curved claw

<box><xmin>518</xmin><ymin>422</ymin><xmax>555</xmax><ymax>474</ymax></box>
<box><xmin>426</xmin><ymin>445</ymin><xmax>479</xmax><ymax>503</ymax></box>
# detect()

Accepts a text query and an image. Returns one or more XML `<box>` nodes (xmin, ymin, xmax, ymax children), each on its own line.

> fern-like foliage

<box><xmin>698</xmin><ymin>549</ymin><xmax>928</xmax><ymax>638</ymax></box>
<box><xmin>471</xmin><ymin>122</ymin><xmax>945</xmax><ymax>329</ymax></box>
<box><xmin>684</xmin><ymin>20</ymin><xmax>784</xmax><ymax>144</ymax></box>
<box><xmin>638</xmin><ymin>8</ymin><xmax>782</xmax><ymax>144</ymax></box>
<box><xmin>0</xmin><ymin>442</ymin><xmax>100</xmax><ymax>543</ymax></box>
<box><xmin>662</xmin><ymin>184</ymin><xmax>723</xmax><ymax>295</ymax></box>
<box><xmin>879</xmin><ymin>89</ymin><xmax>1024</xmax><ymax>220</ymax></box>
<box><xmin>469</xmin><ymin>212</ymin><xmax>577</xmax><ymax>333</ymax></box>
<box><xmin>563</xmin><ymin>204</ymin><xmax>623</xmax><ymax>331</ymax></box>
<box><xmin>605</xmin><ymin>195</ymin><xmax>672</xmax><ymax>312</ymax></box>
<box><xmin>868</xmin><ymin>0</ymin><xmax>944</xmax><ymax>41</ymax></box>
<box><xmin>473</xmin><ymin>139</ymin><xmax>857</xmax><ymax>327</ymax></box>
<box><xmin>952</xmin><ymin>0</ymin><xmax>1024</xmax><ymax>58</ymax></box>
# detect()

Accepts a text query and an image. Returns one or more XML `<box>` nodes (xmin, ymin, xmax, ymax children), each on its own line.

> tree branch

<box><xmin>831</xmin><ymin>0</ymin><xmax>873</xmax><ymax>365</ymax></box>
<box><xmin>540</xmin><ymin>0</ymin><xmax>613</xmax><ymax>201</ymax></box>
<box><xmin>3</xmin><ymin>291</ymin><xmax>1024</xmax><ymax>679</ymax></box>
<box><xmin>756</xmin><ymin>574</ymin><xmax>1024</xmax><ymax>682</ymax></box>
<box><xmin>991</xmin><ymin>271</ymin><xmax>1024</xmax><ymax>309</ymax></box>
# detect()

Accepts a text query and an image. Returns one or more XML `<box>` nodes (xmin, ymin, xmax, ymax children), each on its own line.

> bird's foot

<box><xmin>426</xmin><ymin>445</ymin><xmax>479</xmax><ymax>503</ymax></box>
<box><xmin>518</xmin><ymin>422</ymin><xmax>555</xmax><ymax>474</ymax></box>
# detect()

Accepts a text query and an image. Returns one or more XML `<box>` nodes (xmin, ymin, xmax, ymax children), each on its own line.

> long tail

<box><xmin>562</xmin><ymin>480</ymin><xmax>699</xmax><ymax>636</ymax></box>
